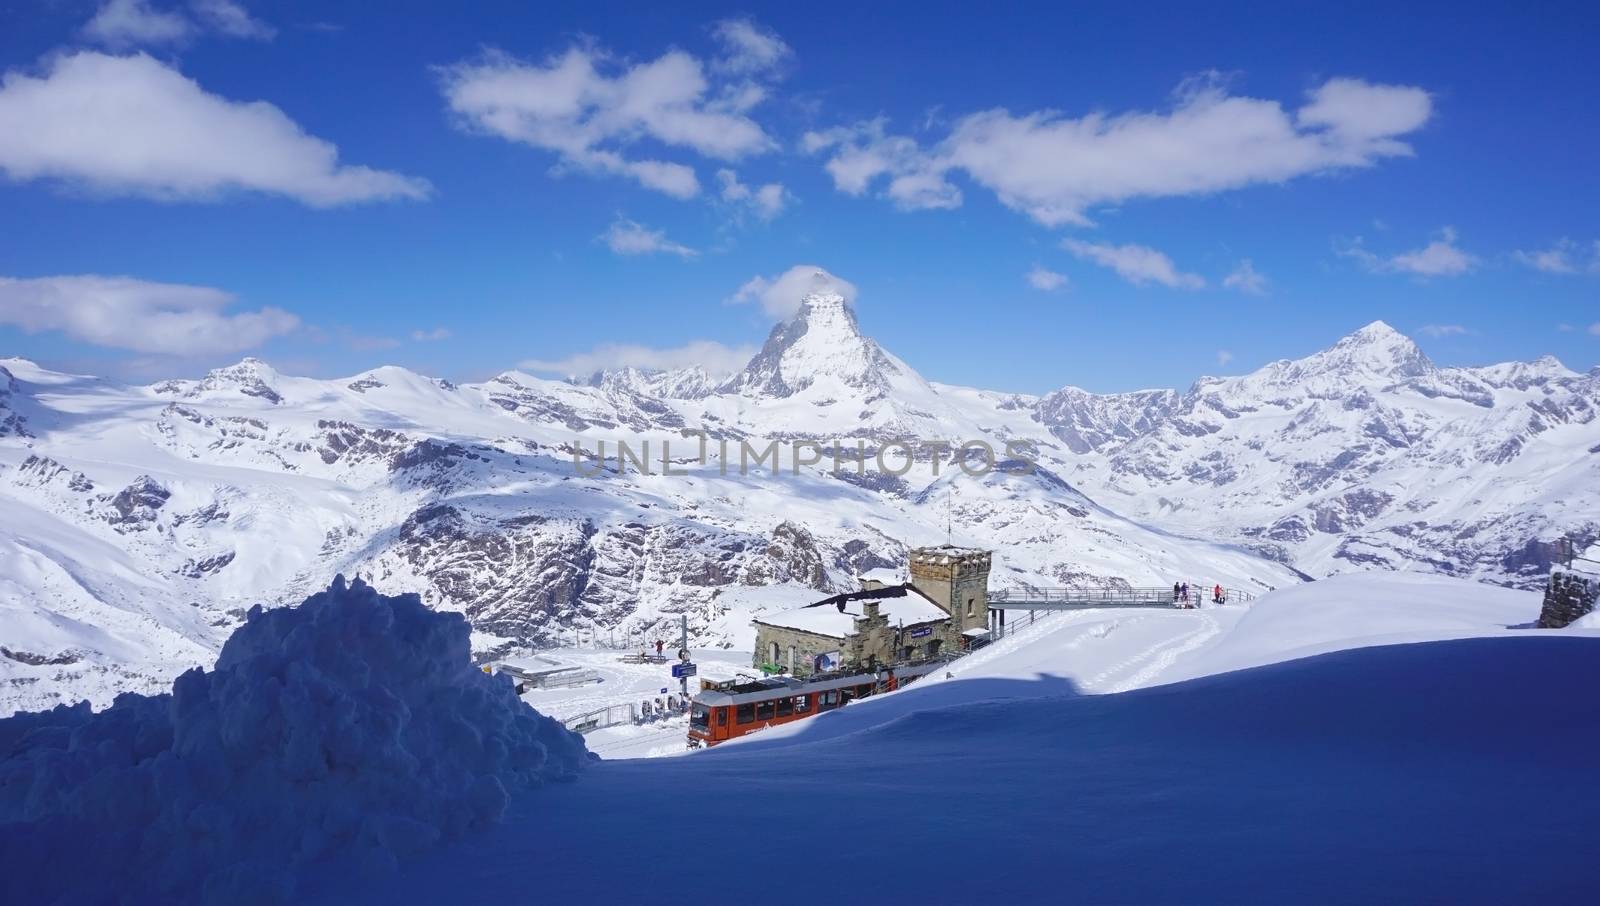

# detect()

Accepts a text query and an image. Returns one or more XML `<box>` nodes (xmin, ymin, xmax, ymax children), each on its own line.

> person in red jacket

<box><xmin>1213</xmin><ymin>584</ymin><xmax>1223</xmax><ymax>605</ymax></box>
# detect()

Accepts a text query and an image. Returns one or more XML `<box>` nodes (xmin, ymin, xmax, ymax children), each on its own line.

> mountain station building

<box><xmin>751</xmin><ymin>545</ymin><xmax>993</xmax><ymax>676</ymax></box>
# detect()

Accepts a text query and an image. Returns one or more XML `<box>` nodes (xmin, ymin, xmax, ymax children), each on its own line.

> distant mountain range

<box><xmin>3</xmin><ymin>287</ymin><xmax>1595</xmax><ymax>712</ymax></box>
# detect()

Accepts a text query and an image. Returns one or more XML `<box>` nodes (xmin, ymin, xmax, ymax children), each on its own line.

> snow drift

<box><xmin>324</xmin><ymin>636</ymin><xmax>1600</xmax><ymax>904</ymax></box>
<box><xmin>0</xmin><ymin>577</ymin><xmax>590</xmax><ymax>905</ymax></box>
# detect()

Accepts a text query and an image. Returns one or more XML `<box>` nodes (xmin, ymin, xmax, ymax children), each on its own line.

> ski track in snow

<box><xmin>1099</xmin><ymin>610</ymin><xmax>1222</xmax><ymax>693</ymax></box>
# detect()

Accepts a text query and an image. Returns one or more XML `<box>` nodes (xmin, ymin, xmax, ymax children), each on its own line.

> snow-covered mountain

<box><xmin>1039</xmin><ymin>321</ymin><xmax>1599</xmax><ymax>583</ymax></box>
<box><xmin>1</xmin><ymin>298</ymin><xmax>1594</xmax><ymax>713</ymax></box>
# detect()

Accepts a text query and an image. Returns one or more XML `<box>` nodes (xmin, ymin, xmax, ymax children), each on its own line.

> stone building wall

<box><xmin>844</xmin><ymin>602</ymin><xmax>957</xmax><ymax>668</ymax></box>
<box><xmin>909</xmin><ymin>547</ymin><xmax>992</xmax><ymax>632</ymax></box>
<box><xmin>751</xmin><ymin>623</ymin><xmax>845</xmax><ymax>676</ymax></box>
<box><xmin>1537</xmin><ymin>568</ymin><xmax>1599</xmax><ymax>628</ymax></box>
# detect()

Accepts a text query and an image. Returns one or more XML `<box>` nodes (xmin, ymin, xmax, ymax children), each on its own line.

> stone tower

<box><xmin>908</xmin><ymin>545</ymin><xmax>992</xmax><ymax>632</ymax></box>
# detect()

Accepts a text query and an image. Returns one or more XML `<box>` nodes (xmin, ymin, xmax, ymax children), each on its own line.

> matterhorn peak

<box><xmin>722</xmin><ymin>286</ymin><xmax>913</xmax><ymax>399</ymax></box>
<box><xmin>795</xmin><ymin>288</ymin><xmax>849</xmax><ymax>314</ymax></box>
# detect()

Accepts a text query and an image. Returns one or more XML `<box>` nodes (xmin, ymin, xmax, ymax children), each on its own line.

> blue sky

<box><xmin>0</xmin><ymin>0</ymin><xmax>1596</xmax><ymax>393</ymax></box>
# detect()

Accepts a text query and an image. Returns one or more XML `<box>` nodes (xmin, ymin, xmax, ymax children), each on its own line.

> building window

<box><xmin>776</xmin><ymin>698</ymin><xmax>794</xmax><ymax>717</ymax></box>
<box><xmin>717</xmin><ymin>708</ymin><xmax>728</xmax><ymax>726</ymax></box>
<box><xmin>768</xmin><ymin>641</ymin><xmax>780</xmax><ymax>664</ymax></box>
<box><xmin>736</xmin><ymin>704</ymin><xmax>755</xmax><ymax>724</ymax></box>
<box><xmin>966</xmin><ymin>597</ymin><xmax>974</xmax><ymax>617</ymax></box>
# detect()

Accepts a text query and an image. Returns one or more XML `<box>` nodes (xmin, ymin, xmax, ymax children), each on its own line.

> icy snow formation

<box><xmin>0</xmin><ymin>577</ymin><xmax>590</xmax><ymax>905</ymax></box>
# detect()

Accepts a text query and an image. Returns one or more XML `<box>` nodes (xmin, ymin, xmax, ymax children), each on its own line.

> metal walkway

<box><xmin>988</xmin><ymin>586</ymin><xmax>1256</xmax><ymax>611</ymax></box>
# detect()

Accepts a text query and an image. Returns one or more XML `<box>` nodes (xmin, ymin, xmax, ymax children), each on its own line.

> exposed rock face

<box><xmin>1034</xmin><ymin>386</ymin><xmax>1179</xmax><ymax>454</ymax></box>
<box><xmin>107</xmin><ymin>476</ymin><xmax>170</xmax><ymax>529</ymax></box>
<box><xmin>153</xmin><ymin>358</ymin><xmax>284</xmax><ymax>404</ymax></box>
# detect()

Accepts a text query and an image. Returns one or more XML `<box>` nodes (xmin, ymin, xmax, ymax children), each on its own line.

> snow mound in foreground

<box><xmin>0</xmin><ymin>576</ymin><xmax>590</xmax><ymax>905</ymax></box>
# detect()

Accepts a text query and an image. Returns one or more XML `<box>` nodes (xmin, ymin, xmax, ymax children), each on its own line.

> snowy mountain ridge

<box><xmin>1</xmin><ymin>313</ymin><xmax>1595</xmax><ymax>714</ymax></box>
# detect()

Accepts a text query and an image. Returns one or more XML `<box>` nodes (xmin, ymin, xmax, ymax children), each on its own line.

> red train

<box><xmin>687</xmin><ymin>659</ymin><xmax>946</xmax><ymax>748</ymax></box>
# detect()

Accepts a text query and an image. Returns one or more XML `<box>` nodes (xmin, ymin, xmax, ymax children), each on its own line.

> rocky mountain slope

<box><xmin>1037</xmin><ymin>322</ymin><xmax>1600</xmax><ymax>584</ymax></box>
<box><xmin>1</xmin><ymin>290</ymin><xmax>1594</xmax><ymax>712</ymax></box>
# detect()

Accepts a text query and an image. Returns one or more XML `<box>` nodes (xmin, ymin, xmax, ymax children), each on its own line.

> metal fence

<box><xmin>989</xmin><ymin>585</ymin><xmax>1257</xmax><ymax>608</ymax></box>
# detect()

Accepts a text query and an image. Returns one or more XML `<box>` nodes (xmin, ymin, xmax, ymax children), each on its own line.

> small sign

<box><xmin>910</xmin><ymin>626</ymin><xmax>933</xmax><ymax>639</ymax></box>
<box><xmin>659</xmin><ymin>687</ymin><xmax>669</xmax><ymax>694</ymax></box>
<box><xmin>671</xmin><ymin>663</ymin><xmax>698</xmax><ymax>678</ymax></box>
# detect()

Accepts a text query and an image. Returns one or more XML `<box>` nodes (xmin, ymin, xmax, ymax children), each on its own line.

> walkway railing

<box><xmin>989</xmin><ymin>585</ymin><xmax>1257</xmax><ymax>609</ymax></box>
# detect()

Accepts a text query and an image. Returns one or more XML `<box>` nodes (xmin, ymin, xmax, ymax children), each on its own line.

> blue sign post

<box><xmin>671</xmin><ymin>662</ymin><xmax>697</xmax><ymax>679</ymax></box>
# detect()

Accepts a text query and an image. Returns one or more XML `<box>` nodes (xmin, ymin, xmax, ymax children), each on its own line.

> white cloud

<box><xmin>1514</xmin><ymin>238</ymin><xmax>1599</xmax><ymax>275</ymax></box>
<box><xmin>83</xmin><ymin>0</ymin><xmax>192</xmax><ymax>46</ymax></box>
<box><xmin>0</xmin><ymin>52</ymin><xmax>429</xmax><ymax>207</ymax></box>
<box><xmin>711</xmin><ymin>19</ymin><xmax>792</xmax><ymax>75</ymax></box>
<box><xmin>1418</xmin><ymin>323</ymin><xmax>1469</xmax><ymax>337</ymax></box>
<box><xmin>1223</xmin><ymin>259</ymin><xmax>1268</xmax><ymax>295</ymax></box>
<box><xmin>1341</xmin><ymin>227</ymin><xmax>1476</xmax><ymax>278</ymax></box>
<box><xmin>520</xmin><ymin>339</ymin><xmax>756</xmax><ymax>380</ymax></box>
<box><xmin>82</xmin><ymin>0</ymin><xmax>273</xmax><ymax>48</ymax></box>
<box><xmin>1061</xmin><ymin>239</ymin><xmax>1205</xmax><ymax>289</ymax></box>
<box><xmin>1217</xmin><ymin>350</ymin><xmax>1234</xmax><ymax>367</ymax></box>
<box><xmin>727</xmin><ymin>265</ymin><xmax>859</xmax><ymax>319</ymax></box>
<box><xmin>803</xmin><ymin>119</ymin><xmax>961</xmax><ymax>211</ymax></box>
<box><xmin>0</xmin><ymin>274</ymin><xmax>298</xmax><ymax>355</ymax></box>
<box><xmin>805</xmin><ymin>75</ymin><xmax>1431</xmax><ymax>226</ymax></box>
<box><xmin>716</xmin><ymin>168</ymin><xmax>787</xmax><ymax>220</ymax></box>
<box><xmin>411</xmin><ymin>327</ymin><xmax>452</xmax><ymax>342</ymax></box>
<box><xmin>1026</xmin><ymin>266</ymin><xmax>1068</xmax><ymax>292</ymax></box>
<box><xmin>1590</xmin><ymin>323</ymin><xmax>1600</xmax><ymax>337</ymax></box>
<box><xmin>190</xmin><ymin>0</ymin><xmax>275</xmax><ymax>39</ymax></box>
<box><xmin>601</xmin><ymin>218</ymin><xmax>698</xmax><ymax>257</ymax></box>
<box><xmin>439</xmin><ymin>28</ymin><xmax>786</xmax><ymax>199</ymax></box>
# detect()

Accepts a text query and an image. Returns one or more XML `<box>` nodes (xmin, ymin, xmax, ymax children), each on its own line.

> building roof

<box><xmin>754</xmin><ymin>584</ymin><xmax>951</xmax><ymax>638</ymax></box>
<box><xmin>857</xmin><ymin>567</ymin><xmax>903</xmax><ymax>585</ymax></box>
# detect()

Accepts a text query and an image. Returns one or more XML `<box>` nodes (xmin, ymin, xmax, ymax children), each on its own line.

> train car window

<box><xmin>736</xmin><ymin>704</ymin><xmax>755</xmax><ymax>724</ymax></box>
<box><xmin>717</xmin><ymin>708</ymin><xmax>728</xmax><ymax>726</ymax></box>
<box><xmin>756</xmin><ymin>700</ymin><xmax>776</xmax><ymax>721</ymax></box>
<box><xmin>858</xmin><ymin>683</ymin><xmax>874</xmax><ymax>697</ymax></box>
<box><xmin>776</xmin><ymin>698</ymin><xmax>794</xmax><ymax>717</ymax></box>
<box><xmin>795</xmin><ymin>695</ymin><xmax>810</xmax><ymax>713</ymax></box>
